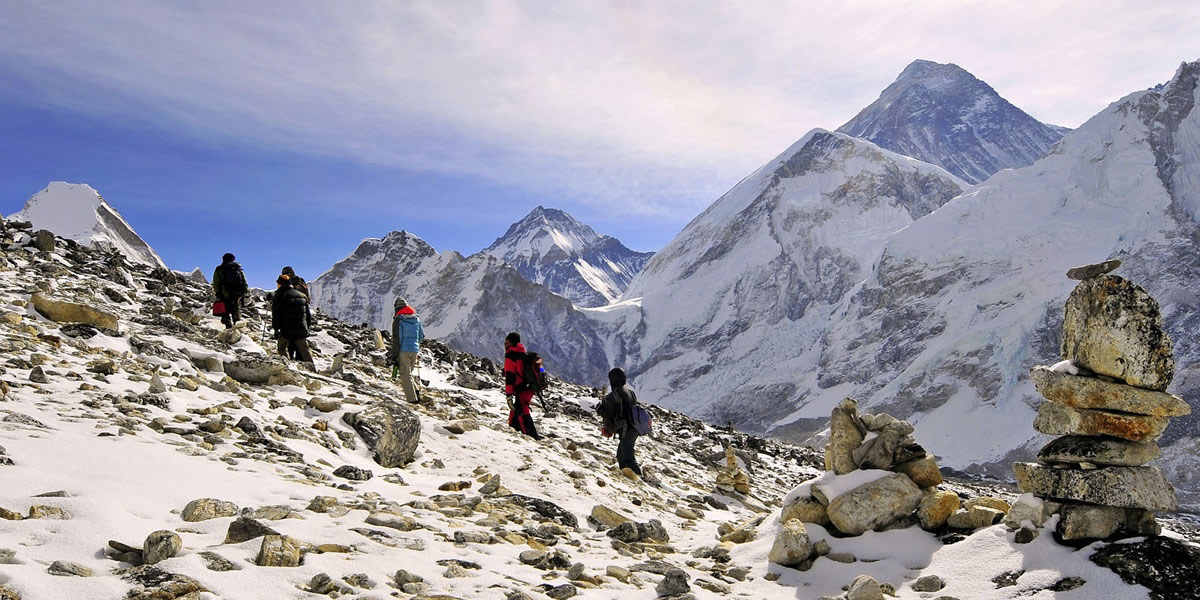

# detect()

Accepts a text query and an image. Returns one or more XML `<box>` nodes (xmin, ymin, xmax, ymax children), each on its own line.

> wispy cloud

<box><xmin>3</xmin><ymin>1</ymin><xmax>1198</xmax><ymax>218</ymax></box>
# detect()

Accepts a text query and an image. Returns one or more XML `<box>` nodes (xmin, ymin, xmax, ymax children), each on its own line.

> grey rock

<box><xmin>911</xmin><ymin>575</ymin><xmax>944</xmax><ymax>592</ymax></box>
<box><xmin>393</xmin><ymin>569</ymin><xmax>424</xmax><ymax>584</ymax></box>
<box><xmin>1014</xmin><ymin>526</ymin><xmax>1039</xmax><ymax>544</ymax></box>
<box><xmin>122</xmin><ymin>565</ymin><xmax>208</xmax><ymax>598</ymax></box>
<box><xmin>198</xmin><ymin>550</ymin><xmax>237</xmax><ymax>571</ymax></box>
<box><xmin>1091</xmin><ymin>537</ymin><xmax>1200</xmax><ymax>599</ymax></box>
<box><xmin>256</xmin><ymin>534</ymin><xmax>302</xmax><ymax>567</ymax></box>
<box><xmin>148</xmin><ymin>373</ymin><xmax>167</xmax><ymax>394</ymax></box>
<box><xmin>946</xmin><ymin>506</ymin><xmax>1004</xmax><ymax>529</ymax></box>
<box><xmin>47</xmin><ymin>560</ymin><xmax>93</xmax><ymax>576</ymax></box>
<box><xmin>31</xmin><ymin>293</ymin><xmax>119</xmax><ymax>330</ymax></box>
<box><xmin>825</xmin><ymin>398</ymin><xmax>865</xmax><ymax>474</ymax></box>
<box><xmin>846</xmin><ymin>575</ymin><xmax>883</xmax><ymax>600</ymax></box>
<box><xmin>342</xmin><ymin>401</ymin><xmax>421</xmax><ymax>468</ymax></box>
<box><xmin>1034</xmin><ymin>401</ymin><xmax>1167</xmax><ymax>443</ymax></box>
<box><xmin>307</xmin><ymin>396</ymin><xmax>342</xmax><ymax>413</ymax></box>
<box><xmin>1057</xmin><ymin>503</ymin><xmax>1126</xmax><ymax>540</ymax></box>
<box><xmin>28</xmin><ymin>366</ymin><xmax>47</xmax><ymax>384</ymax></box>
<box><xmin>181</xmin><ymin>498</ymin><xmax>238</xmax><ymax>522</ymax></box>
<box><xmin>333</xmin><ymin>465</ymin><xmax>373</xmax><ymax>481</ymax></box>
<box><xmin>545</xmin><ymin>584</ymin><xmax>578</xmax><ymax>599</ymax></box>
<box><xmin>365</xmin><ymin>513</ymin><xmax>422</xmax><ymax>532</ymax></box>
<box><xmin>768</xmin><ymin>519</ymin><xmax>810</xmax><ymax>567</ymax></box>
<box><xmin>1013</xmin><ymin>462</ymin><xmax>1179</xmax><ymax>511</ymax></box>
<box><xmin>222</xmin><ymin>357</ymin><xmax>298</xmax><ymax>386</ymax></box>
<box><xmin>32</xmin><ymin>229</ymin><xmax>56</xmax><ymax>252</ymax></box>
<box><xmin>307</xmin><ymin>573</ymin><xmax>336</xmax><ymax>594</ymax></box>
<box><xmin>656</xmin><ymin>568</ymin><xmax>691</xmax><ymax>596</ymax></box>
<box><xmin>1061</xmin><ymin>275</ymin><xmax>1173</xmax><ymax>390</ymax></box>
<box><xmin>1037</xmin><ymin>435</ymin><xmax>1160</xmax><ymax>467</ymax></box>
<box><xmin>825</xmin><ymin>472</ymin><xmax>923</xmax><ymax>535</ymax></box>
<box><xmin>1030</xmin><ymin>366</ymin><xmax>1190</xmax><ymax>417</ymax></box>
<box><xmin>1066</xmin><ymin>259</ymin><xmax>1121</xmax><ymax>280</ymax></box>
<box><xmin>224</xmin><ymin>516</ymin><xmax>279</xmax><ymax>544</ymax></box>
<box><xmin>142</xmin><ymin>530</ymin><xmax>181</xmax><ymax>565</ymax></box>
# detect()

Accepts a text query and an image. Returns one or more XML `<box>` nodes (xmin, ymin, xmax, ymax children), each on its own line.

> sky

<box><xmin>2</xmin><ymin>1</ymin><xmax>1199</xmax><ymax>287</ymax></box>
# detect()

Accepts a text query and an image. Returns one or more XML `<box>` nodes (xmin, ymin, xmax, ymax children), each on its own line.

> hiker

<box><xmin>276</xmin><ymin>267</ymin><xmax>314</xmax><ymax>356</ymax></box>
<box><xmin>280</xmin><ymin>266</ymin><xmax>309</xmax><ymax>297</ymax></box>
<box><xmin>598</xmin><ymin>367</ymin><xmax>642</xmax><ymax>477</ymax></box>
<box><xmin>271</xmin><ymin>275</ymin><xmax>313</xmax><ymax>363</ymax></box>
<box><xmin>387</xmin><ymin>297</ymin><xmax>425</xmax><ymax>403</ymax></box>
<box><xmin>504</xmin><ymin>331</ymin><xmax>541</xmax><ymax>440</ymax></box>
<box><xmin>212</xmin><ymin>252</ymin><xmax>247</xmax><ymax>329</ymax></box>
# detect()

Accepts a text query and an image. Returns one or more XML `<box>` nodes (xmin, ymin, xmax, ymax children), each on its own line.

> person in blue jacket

<box><xmin>388</xmin><ymin>297</ymin><xmax>425</xmax><ymax>403</ymax></box>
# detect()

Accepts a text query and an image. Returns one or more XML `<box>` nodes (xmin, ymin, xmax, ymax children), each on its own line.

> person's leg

<box><xmin>276</xmin><ymin>337</ymin><xmax>289</xmax><ymax>357</ymax></box>
<box><xmin>228</xmin><ymin>296</ymin><xmax>241</xmax><ymax>326</ymax></box>
<box><xmin>220</xmin><ymin>297</ymin><xmax>233</xmax><ymax>329</ymax></box>
<box><xmin>521</xmin><ymin>409</ymin><xmax>541</xmax><ymax>440</ymax></box>
<box><xmin>292</xmin><ymin>338</ymin><xmax>313</xmax><ymax>363</ymax></box>
<box><xmin>397</xmin><ymin>352</ymin><xmax>418</xmax><ymax>403</ymax></box>
<box><xmin>617</xmin><ymin>430</ymin><xmax>641</xmax><ymax>475</ymax></box>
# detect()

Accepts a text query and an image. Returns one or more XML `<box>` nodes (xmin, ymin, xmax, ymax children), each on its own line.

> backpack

<box><xmin>631</xmin><ymin>404</ymin><xmax>653</xmax><ymax>435</ymax></box>
<box><xmin>219</xmin><ymin>263</ymin><xmax>248</xmax><ymax>297</ymax></box>
<box><xmin>292</xmin><ymin>276</ymin><xmax>309</xmax><ymax>298</ymax></box>
<box><xmin>520</xmin><ymin>352</ymin><xmax>548</xmax><ymax>395</ymax></box>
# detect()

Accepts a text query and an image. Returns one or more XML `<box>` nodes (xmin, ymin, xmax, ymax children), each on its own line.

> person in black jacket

<box><xmin>599</xmin><ymin>367</ymin><xmax>641</xmax><ymax>477</ymax></box>
<box><xmin>212</xmin><ymin>253</ymin><xmax>247</xmax><ymax>329</ymax></box>
<box><xmin>271</xmin><ymin>275</ymin><xmax>312</xmax><ymax>363</ymax></box>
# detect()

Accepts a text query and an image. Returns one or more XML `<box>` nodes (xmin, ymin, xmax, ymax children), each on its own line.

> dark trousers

<box><xmin>277</xmin><ymin>337</ymin><xmax>312</xmax><ymax>362</ymax></box>
<box><xmin>617</xmin><ymin>429</ymin><xmax>641</xmax><ymax>475</ymax></box>
<box><xmin>220</xmin><ymin>295</ymin><xmax>242</xmax><ymax>329</ymax></box>
<box><xmin>509</xmin><ymin>408</ymin><xmax>541</xmax><ymax>440</ymax></box>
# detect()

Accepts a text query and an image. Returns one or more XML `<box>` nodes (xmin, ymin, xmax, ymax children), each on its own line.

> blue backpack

<box><xmin>631</xmin><ymin>404</ymin><xmax>652</xmax><ymax>435</ymax></box>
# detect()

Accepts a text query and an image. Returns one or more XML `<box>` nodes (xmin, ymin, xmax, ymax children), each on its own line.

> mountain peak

<box><xmin>10</xmin><ymin>182</ymin><xmax>166</xmax><ymax>269</ymax></box>
<box><xmin>838</xmin><ymin>60</ymin><xmax>1066</xmax><ymax>183</ymax></box>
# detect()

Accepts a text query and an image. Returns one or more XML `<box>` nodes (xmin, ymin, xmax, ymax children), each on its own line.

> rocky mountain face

<box><xmin>8</xmin><ymin>181</ymin><xmax>166</xmax><ymax>269</ymax></box>
<box><xmin>2</xmin><ymin>219</ymin><xmax>1197</xmax><ymax>600</ymax></box>
<box><xmin>310</xmin><ymin>230</ymin><xmax>610</xmax><ymax>385</ymax></box>
<box><xmin>483</xmin><ymin>206</ymin><xmax>654</xmax><ymax>308</ymax></box>
<box><xmin>838</xmin><ymin>59</ymin><xmax>1066</xmax><ymax>184</ymax></box>
<box><xmin>614</xmin><ymin>128</ymin><xmax>965</xmax><ymax>431</ymax></box>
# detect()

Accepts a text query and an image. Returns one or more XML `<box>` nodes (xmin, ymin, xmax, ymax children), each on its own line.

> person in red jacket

<box><xmin>503</xmin><ymin>331</ymin><xmax>541</xmax><ymax>440</ymax></box>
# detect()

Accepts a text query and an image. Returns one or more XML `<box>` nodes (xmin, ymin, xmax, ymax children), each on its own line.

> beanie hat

<box><xmin>282</xmin><ymin>266</ymin><xmax>296</xmax><ymax>276</ymax></box>
<box><xmin>394</xmin><ymin>297</ymin><xmax>408</xmax><ymax>309</ymax></box>
<box><xmin>223</xmin><ymin>252</ymin><xmax>235</xmax><ymax>263</ymax></box>
<box><xmin>505</xmin><ymin>331</ymin><xmax>521</xmax><ymax>345</ymax></box>
<box><xmin>276</xmin><ymin>274</ymin><xmax>291</xmax><ymax>286</ymax></box>
<box><xmin>608</xmin><ymin>367</ymin><xmax>627</xmax><ymax>388</ymax></box>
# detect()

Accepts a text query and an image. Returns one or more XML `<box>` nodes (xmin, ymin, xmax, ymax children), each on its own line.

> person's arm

<box><xmin>388</xmin><ymin>316</ymin><xmax>399</xmax><ymax>363</ymax></box>
<box><xmin>270</xmin><ymin>295</ymin><xmax>282</xmax><ymax>334</ymax></box>
<box><xmin>212</xmin><ymin>269</ymin><xmax>222</xmax><ymax>297</ymax></box>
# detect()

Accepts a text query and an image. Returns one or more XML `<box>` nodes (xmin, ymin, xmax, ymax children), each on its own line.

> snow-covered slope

<box><xmin>310</xmin><ymin>230</ymin><xmax>610</xmax><ymax>385</ymax></box>
<box><xmin>483</xmin><ymin>207</ymin><xmax>653</xmax><ymax>307</ymax></box>
<box><xmin>614</xmin><ymin>129</ymin><xmax>965</xmax><ymax>429</ymax></box>
<box><xmin>802</xmin><ymin>60</ymin><xmax>1200</xmax><ymax>480</ymax></box>
<box><xmin>9</xmin><ymin>182</ymin><xmax>166</xmax><ymax>269</ymax></box>
<box><xmin>838</xmin><ymin>60</ymin><xmax>1066</xmax><ymax>184</ymax></box>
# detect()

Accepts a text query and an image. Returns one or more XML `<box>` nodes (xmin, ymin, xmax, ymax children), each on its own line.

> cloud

<box><xmin>2</xmin><ymin>1</ymin><xmax>1199</xmax><ymax>218</ymax></box>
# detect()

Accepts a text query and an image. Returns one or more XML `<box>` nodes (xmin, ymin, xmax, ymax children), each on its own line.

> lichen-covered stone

<box><xmin>826</xmin><ymin>473</ymin><xmax>922</xmax><ymax>536</ymax></box>
<box><xmin>1013</xmin><ymin>462</ymin><xmax>1178</xmax><ymax>511</ymax></box>
<box><xmin>768</xmin><ymin>519</ymin><xmax>811</xmax><ymax>567</ymax></box>
<box><xmin>1037</xmin><ymin>435</ymin><xmax>1160</xmax><ymax>467</ymax></box>
<box><xmin>1057</xmin><ymin>502</ymin><xmax>1125</xmax><ymax>540</ymax></box>
<box><xmin>342</xmin><ymin>401</ymin><xmax>421</xmax><ymax>468</ymax></box>
<box><xmin>917</xmin><ymin>489</ymin><xmax>960</xmax><ymax>531</ymax></box>
<box><xmin>894</xmin><ymin>455</ymin><xmax>943</xmax><ymax>488</ymax></box>
<box><xmin>1060</xmin><ymin>275</ymin><xmax>1174</xmax><ymax>390</ymax></box>
<box><xmin>31</xmin><ymin>293</ymin><xmax>118</xmax><ymax>330</ymax></box>
<box><xmin>1030</xmin><ymin>366</ymin><xmax>1189</xmax><ymax>417</ymax></box>
<box><xmin>825</xmin><ymin>398</ymin><xmax>865</xmax><ymax>475</ymax></box>
<box><xmin>1034</xmin><ymin>401</ymin><xmax>1167</xmax><ymax>443</ymax></box>
<box><xmin>780</xmin><ymin>494</ymin><xmax>829</xmax><ymax>526</ymax></box>
<box><xmin>181</xmin><ymin>498</ymin><xmax>238</xmax><ymax>522</ymax></box>
<box><xmin>256</xmin><ymin>535</ymin><xmax>302</xmax><ymax>567</ymax></box>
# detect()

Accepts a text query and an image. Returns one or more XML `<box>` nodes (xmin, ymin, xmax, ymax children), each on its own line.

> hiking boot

<box><xmin>621</xmin><ymin>467</ymin><xmax>640</xmax><ymax>482</ymax></box>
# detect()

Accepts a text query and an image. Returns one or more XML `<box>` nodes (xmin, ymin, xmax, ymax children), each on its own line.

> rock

<box><xmin>479</xmin><ymin>474</ymin><xmax>501</xmax><ymax>495</ymax></box>
<box><xmin>0</xmin><ymin>584</ymin><xmax>19</xmax><ymax>600</ymax></box>
<box><xmin>342</xmin><ymin>401</ymin><xmax>421</xmax><ymax>468</ymax></box>
<box><xmin>1037</xmin><ymin>435</ymin><xmax>1161</xmax><ymax>467</ymax></box>
<box><xmin>1003</xmin><ymin>495</ymin><xmax>1052</xmax><ymax>529</ymax></box>
<box><xmin>946</xmin><ymin>506</ymin><xmax>1004</xmax><ymax>529</ymax></box>
<box><xmin>199</xmin><ymin>550</ymin><xmax>237</xmax><ymax>571</ymax></box>
<box><xmin>780</xmin><ymin>494</ymin><xmax>829</xmax><ymax>526</ymax></box>
<box><xmin>1057</xmin><ymin>503</ymin><xmax>1126</xmax><ymax>540</ymax></box>
<box><xmin>963</xmin><ymin>496</ymin><xmax>1010</xmax><ymax>513</ymax></box>
<box><xmin>1014</xmin><ymin>526</ymin><xmax>1039</xmax><ymax>544</ymax></box>
<box><xmin>1030</xmin><ymin>367</ymin><xmax>1190</xmax><ymax>417</ymax></box>
<box><xmin>222</xmin><ymin>357</ymin><xmax>298</xmax><ymax>386</ymax></box>
<box><xmin>181</xmin><ymin>498</ymin><xmax>238</xmax><ymax>522</ymax></box>
<box><xmin>826</xmin><ymin>473</ymin><xmax>923</xmax><ymax>536</ymax></box>
<box><xmin>438</xmin><ymin>480</ymin><xmax>471</xmax><ymax>491</ymax></box>
<box><xmin>142</xmin><ymin>530</ymin><xmax>182</xmax><ymax>565</ymax></box>
<box><xmin>1091</xmin><ymin>536</ymin><xmax>1200</xmax><ymax>597</ymax></box>
<box><xmin>495</xmin><ymin>494</ymin><xmax>578</xmax><ymax>528</ymax></box>
<box><xmin>847</xmin><ymin>575</ymin><xmax>883</xmax><ymax>600</ymax></box>
<box><xmin>32</xmin><ymin>229</ymin><xmax>56</xmax><ymax>252</ymax></box>
<box><xmin>234</xmin><ymin>416</ymin><xmax>261</xmax><ymax>437</ymax></box>
<box><xmin>27</xmin><ymin>505</ymin><xmax>70</xmax><ymax>519</ymax></box>
<box><xmin>590</xmin><ymin>504</ymin><xmax>631</xmax><ymax>529</ymax></box>
<box><xmin>215</xmin><ymin>327</ymin><xmax>242</xmax><ymax>345</ymax></box>
<box><xmin>31</xmin><ymin>293</ymin><xmax>119</xmax><ymax>330</ymax></box>
<box><xmin>365</xmin><ymin>513</ymin><xmax>422</xmax><ymax>532</ymax></box>
<box><xmin>47</xmin><ymin>560</ymin><xmax>93</xmax><ymax>576</ymax></box>
<box><xmin>28</xmin><ymin>366</ymin><xmax>48</xmax><ymax>384</ymax></box>
<box><xmin>394</xmin><ymin>569</ymin><xmax>424</xmax><ymax>585</ymax></box>
<box><xmin>1013</xmin><ymin>463</ymin><xmax>1178</xmax><ymax>511</ymax></box>
<box><xmin>825</xmin><ymin>398</ymin><xmax>865</xmax><ymax>474</ymax></box>
<box><xmin>768</xmin><ymin>519</ymin><xmax>811</xmax><ymax>567</ymax></box>
<box><xmin>911</xmin><ymin>575</ymin><xmax>945</xmax><ymax>592</ymax></box>
<box><xmin>656</xmin><ymin>568</ymin><xmax>691</xmax><ymax>596</ymax></box>
<box><xmin>122</xmin><ymin>565</ymin><xmax>208</xmax><ymax>599</ymax></box>
<box><xmin>0</xmin><ymin>507</ymin><xmax>22</xmax><ymax>521</ymax></box>
<box><xmin>545</xmin><ymin>584</ymin><xmax>577</xmax><ymax>599</ymax></box>
<box><xmin>307</xmin><ymin>573</ymin><xmax>337</xmax><ymax>594</ymax></box>
<box><xmin>87</xmin><ymin>359</ymin><xmax>117</xmax><ymax>375</ymax></box>
<box><xmin>1034</xmin><ymin>401</ymin><xmax>1167</xmax><ymax>443</ymax></box>
<box><xmin>894</xmin><ymin>455</ymin><xmax>943</xmax><ymax>487</ymax></box>
<box><xmin>224</xmin><ymin>516</ymin><xmax>280</xmax><ymax>544</ymax></box>
<box><xmin>256</xmin><ymin>534</ymin><xmax>302</xmax><ymax>567</ymax></box>
<box><xmin>307</xmin><ymin>397</ymin><xmax>342</xmax><ymax>413</ymax></box>
<box><xmin>148</xmin><ymin>373</ymin><xmax>167</xmax><ymax>394</ymax></box>
<box><xmin>333</xmin><ymin>465</ymin><xmax>373</xmax><ymax>481</ymax></box>
<box><xmin>1060</xmin><ymin>275</ymin><xmax>1173</xmax><ymax>391</ymax></box>
<box><xmin>1066</xmin><ymin>259</ymin><xmax>1121</xmax><ymax>280</ymax></box>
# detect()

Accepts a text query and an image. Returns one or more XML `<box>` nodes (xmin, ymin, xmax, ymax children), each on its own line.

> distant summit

<box><xmin>838</xmin><ymin>59</ymin><xmax>1066</xmax><ymax>183</ymax></box>
<box><xmin>483</xmin><ymin>206</ymin><xmax>653</xmax><ymax>307</ymax></box>
<box><xmin>9</xmin><ymin>182</ymin><xmax>166</xmax><ymax>269</ymax></box>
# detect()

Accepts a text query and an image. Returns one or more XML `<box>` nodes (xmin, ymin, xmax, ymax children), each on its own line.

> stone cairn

<box><xmin>1013</xmin><ymin>261</ymin><xmax>1191</xmax><ymax>541</ymax></box>
<box><xmin>715</xmin><ymin>445</ymin><xmax>751</xmax><ymax>495</ymax></box>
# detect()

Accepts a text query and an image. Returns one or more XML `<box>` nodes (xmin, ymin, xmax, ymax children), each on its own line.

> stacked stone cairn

<box><xmin>1013</xmin><ymin>261</ymin><xmax>1191</xmax><ymax>541</ymax></box>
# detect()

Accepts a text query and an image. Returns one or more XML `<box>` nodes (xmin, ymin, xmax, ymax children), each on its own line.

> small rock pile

<box><xmin>1014</xmin><ymin>263</ymin><xmax>1190</xmax><ymax>541</ymax></box>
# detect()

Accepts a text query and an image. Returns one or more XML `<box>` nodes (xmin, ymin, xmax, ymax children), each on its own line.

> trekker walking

<box><xmin>599</xmin><ymin>367</ymin><xmax>642</xmax><ymax>477</ymax></box>
<box><xmin>387</xmin><ymin>297</ymin><xmax>425</xmax><ymax>404</ymax></box>
<box><xmin>504</xmin><ymin>332</ymin><xmax>542</xmax><ymax>440</ymax></box>
<box><xmin>271</xmin><ymin>275</ymin><xmax>313</xmax><ymax>364</ymax></box>
<box><xmin>212</xmin><ymin>252</ymin><xmax>247</xmax><ymax>329</ymax></box>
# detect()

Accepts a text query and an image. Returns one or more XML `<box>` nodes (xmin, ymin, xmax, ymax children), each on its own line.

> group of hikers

<box><xmin>210</xmin><ymin>253</ymin><xmax>646</xmax><ymax>479</ymax></box>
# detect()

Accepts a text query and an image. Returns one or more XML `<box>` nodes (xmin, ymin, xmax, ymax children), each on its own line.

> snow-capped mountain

<box><xmin>612</xmin><ymin>129</ymin><xmax>965</xmax><ymax>429</ymax></box>
<box><xmin>838</xmin><ymin>60</ymin><xmax>1066</xmax><ymax>184</ymax></box>
<box><xmin>9</xmin><ymin>181</ymin><xmax>166</xmax><ymax>269</ymax></box>
<box><xmin>483</xmin><ymin>207</ymin><xmax>654</xmax><ymax>307</ymax></box>
<box><xmin>310</xmin><ymin>230</ymin><xmax>610</xmax><ymax>384</ymax></box>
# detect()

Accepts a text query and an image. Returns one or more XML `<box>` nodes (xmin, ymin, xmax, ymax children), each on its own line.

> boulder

<box><xmin>826</xmin><ymin>473</ymin><xmax>922</xmax><ymax>536</ymax></box>
<box><xmin>917</xmin><ymin>489</ymin><xmax>961</xmax><ymax>531</ymax></box>
<box><xmin>1034</xmin><ymin>402</ymin><xmax>1167</xmax><ymax>443</ymax></box>
<box><xmin>825</xmin><ymin>398</ymin><xmax>865</xmax><ymax>474</ymax></box>
<box><xmin>846</xmin><ymin>575</ymin><xmax>883</xmax><ymax>600</ymax></box>
<box><xmin>780</xmin><ymin>494</ymin><xmax>829</xmax><ymax>526</ymax></box>
<box><xmin>1057</xmin><ymin>503</ymin><xmax>1126</xmax><ymax>540</ymax></box>
<box><xmin>656</xmin><ymin>568</ymin><xmax>691</xmax><ymax>597</ymax></box>
<box><xmin>767</xmin><ymin>519</ymin><xmax>811</xmax><ymax>567</ymax></box>
<box><xmin>181</xmin><ymin>498</ymin><xmax>238</xmax><ymax>522</ymax></box>
<box><xmin>1037</xmin><ymin>435</ymin><xmax>1160</xmax><ymax>467</ymax></box>
<box><xmin>122</xmin><ymin>565</ymin><xmax>208</xmax><ymax>599</ymax></box>
<box><xmin>256</xmin><ymin>535</ymin><xmax>302</xmax><ymax>567</ymax></box>
<box><xmin>1090</xmin><ymin>536</ymin><xmax>1200</xmax><ymax>598</ymax></box>
<box><xmin>963</xmin><ymin>497</ymin><xmax>1010</xmax><ymax>513</ymax></box>
<box><xmin>1003</xmin><ymin>495</ymin><xmax>1054</xmax><ymax>529</ymax></box>
<box><xmin>31</xmin><ymin>293</ymin><xmax>118</xmax><ymax>331</ymax></box>
<box><xmin>32</xmin><ymin>229</ymin><xmax>56</xmax><ymax>252</ymax></box>
<box><xmin>590</xmin><ymin>505</ymin><xmax>631</xmax><ymax>530</ymax></box>
<box><xmin>342</xmin><ymin>401</ymin><xmax>421</xmax><ymax>468</ymax></box>
<box><xmin>1030</xmin><ymin>367</ymin><xmax>1190</xmax><ymax>417</ymax></box>
<box><xmin>894</xmin><ymin>455</ymin><xmax>943</xmax><ymax>487</ymax></box>
<box><xmin>1013</xmin><ymin>463</ymin><xmax>1178</xmax><ymax>511</ymax></box>
<box><xmin>1060</xmin><ymin>275</ymin><xmax>1173</xmax><ymax>390</ymax></box>
<box><xmin>946</xmin><ymin>506</ymin><xmax>1004</xmax><ymax>529</ymax></box>
<box><xmin>223</xmin><ymin>357</ymin><xmax>298</xmax><ymax>386</ymax></box>
<box><xmin>224</xmin><ymin>516</ymin><xmax>280</xmax><ymax>544</ymax></box>
<box><xmin>142</xmin><ymin>530</ymin><xmax>181</xmax><ymax>565</ymax></box>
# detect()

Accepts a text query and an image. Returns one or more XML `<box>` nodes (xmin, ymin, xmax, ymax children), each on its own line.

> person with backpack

<box><xmin>503</xmin><ymin>331</ymin><xmax>542</xmax><ymax>440</ymax></box>
<box><xmin>212</xmin><ymin>252</ymin><xmax>248</xmax><ymax>329</ymax></box>
<box><xmin>387</xmin><ymin>297</ymin><xmax>425</xmax><ymax>404</ymax></box>
<box><xmin>271</xmin><ymin>274</ymin><xmax>313</xmax><ymax>364</ymax></box>
<box><xmin>598</xmin><ymin>367</ymin><xmax>645</xmax><ymax>478</ymax></box>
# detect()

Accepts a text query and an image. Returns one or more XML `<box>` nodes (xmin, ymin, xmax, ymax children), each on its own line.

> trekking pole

<box><xmin>391</xmin><ymin>364</ymin><xmax>398</xmax><ymax>381</ymax></box>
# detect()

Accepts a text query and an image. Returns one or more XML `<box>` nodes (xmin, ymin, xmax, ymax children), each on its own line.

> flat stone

<box><xmin>1013</xmin><ymin>462</ymin><xmax>1178</xmax><ymax>511</ymax></box>
<box><xmin>181</xmin><ymin>498</ymin><xmax>238</xmax><ymax>522</ymax></box>
<box><xmin>224</xmin><ymin>516</ymin><xmax>280</xmax><ymax>544</ymax></box>
<box><xmin>590</xmin><ymin>505</ymin><xmax>631</xmax><ymax>529</ymax></box>
<box><xmin>122</xmin><ymin>565</ymin><xmax>208</xmax><ymax>599</ymax></box>
<box><xmin>1034</xmin><ymin>402</ymin><xmax>1167</xmax><ymax>443</ymax></box>
<box><xmin>826</xmin><ymin>473</ymin><xmax>923</xmax><ymax>536</ymax></box>
<box><xmin>780</xmin><ymin>494</ymin><xmax>829</xmax><ymax>526</ymax></box>
<box><xmin>1030</xmin><ymin>366</ymin><xmax>1190</xmax><ymax>417</ymax></box>
<box><xmin>1061</xmin><ymin>275</ymin><xmax>1174</xmax><ymax>391</ymax></box>
<box><xmin>894</xmin><ymin>455</ymin><xmax>943</xmax><ymax>488</ymax></box>
<box><xmin>768</xmin><ymin>519</ymin><xmax>810</xmax><ymax>567</ymax></box>
<box><xmin>1066</xmin><ymin>259</ymin><xmax>1121</xmax><ymax>280</ymax></box>
<box><xmin>917</xmin><ymin>489</ymin><xmax>960</xmax><ymax>531</ymax></box>
<box><xmin>47</xmin><ymin>560</ymin><xmax>93</xmax><ymax>576</ymax></box>
<box><xmin>1037</xmin><ymin>435</ymin><xmax>1160</xmax><ymax>467</ymax></box>
<box><xmin>31</xmin><ymin>293</ymin><xmax>118</xmax><ymax>330</ymax></box>
<box><xmin>1057</xmin><ymin>502</ymin><xmax>1125</xmax><ymax>540</ymax></box>
<box><xmin>946</xmin><ymin>506</ymin><xmax>1004</xmax><ymax>529</ymax></box>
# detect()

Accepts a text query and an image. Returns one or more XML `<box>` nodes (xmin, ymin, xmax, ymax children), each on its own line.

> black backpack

<box><xmin>520</xmin><ymin>352</ymin><xmax>548</xmax><ymax>395</ymax></box>
<box><xmin>220</xmin><ymin>263</ymin><xmax>248</xmax><ymax>296</ymax></box>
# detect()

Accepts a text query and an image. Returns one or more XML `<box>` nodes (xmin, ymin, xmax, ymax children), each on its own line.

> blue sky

<box><xmin>2</xmin><ymin>1</ymin><xmax>1199</xmax><ymax>287</ymax></box>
